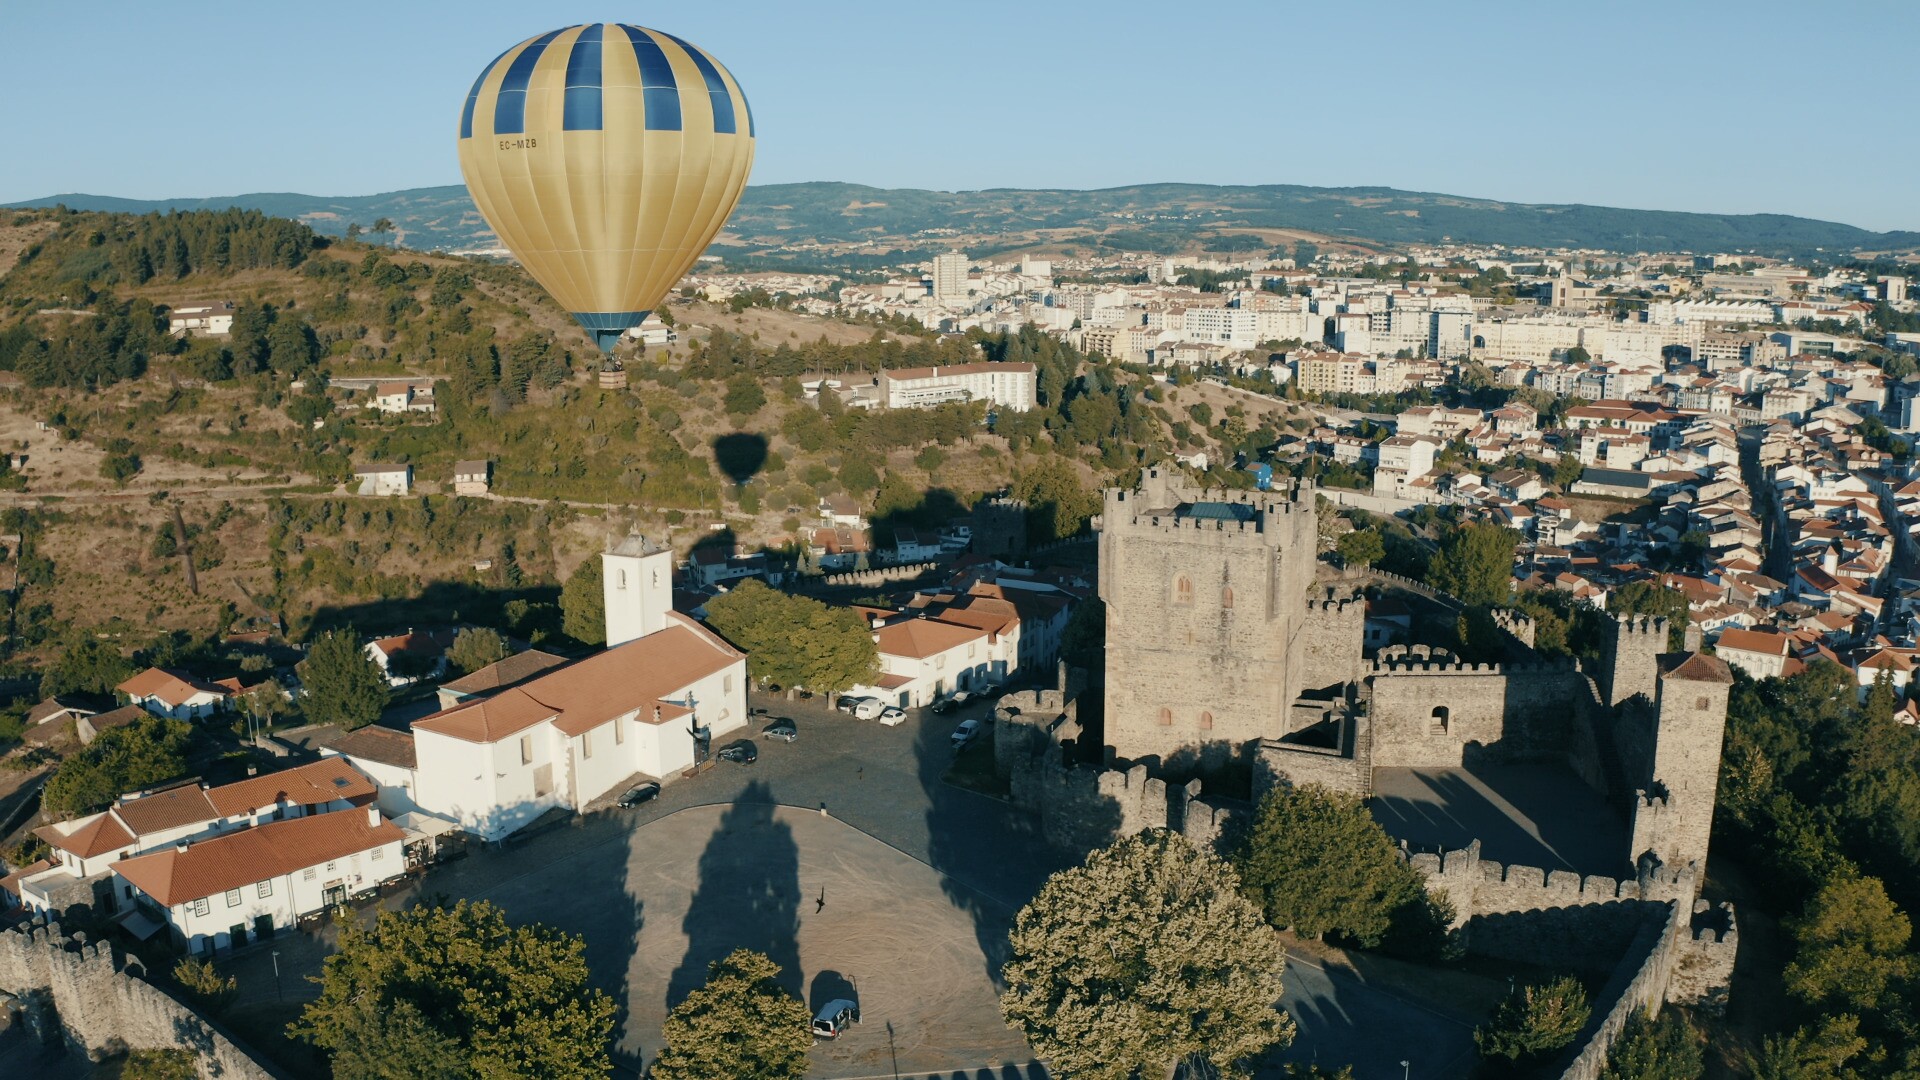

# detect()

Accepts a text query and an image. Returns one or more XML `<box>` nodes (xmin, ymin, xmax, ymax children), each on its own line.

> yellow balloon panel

<box><xmin>457</xmin><ymin>24</ymin><xmax>755</xmax><ymax>349</ymax></box>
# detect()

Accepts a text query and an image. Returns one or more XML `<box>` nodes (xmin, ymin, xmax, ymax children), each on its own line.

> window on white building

<box><xmin>303</xmin><ymin>868</ymin><xmax>316</xmax><ymax>881</ymax></box>
<box><xmin>582</xmin><ymin>730</ymin><xmax>593</xmax><ymax>759</ymax></box>
<box><xmin>325</xmin><ymin>861</ymin><xmax>336</xmax><ymax>872</ymax></box>
<box><xmin>520</xmin><ymin>735</ymin><xmax>532</xmax><ymax>765</ymax></box>
<box><xmin>613</xmin><ymin>718</ymin><xmax>624</xmax><ymax>745</ymax></box>
<box><xmin>371</xmin><ymin>847</ymin><xmax>384</xmax><ymax>862</ymax></box>
<box><xmin>258</xmin><ymin>881</ymin><xmax>272</xmax><ymax>898</ymax></box>
<box><xmin>226</xmin><ymin>889</ymin><xmax>241</xmax><ymax>907</ymax></box>
<box><xmin>192</xmin><ymin>898</ymin><xmax>209</xmax><ymax>916</ymax></box>
<box><xmin>724</xmin><ymin>674</ymin><xmax>734</xmax><ymax>694</ymax></box>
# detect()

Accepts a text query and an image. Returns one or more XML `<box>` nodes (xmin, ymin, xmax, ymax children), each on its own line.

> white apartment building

<box><xmin>932</xmin><ymin>252</ymin><xmax>970</xmax><ymax>301</ymax></box>
<box><xmin>854</xmin><ymin>616</ymin><xmax>997</xmax><ymax>709</ymax></box>
<box><xmin>167</xmin><ymin>302</ymin><xmax>235</xmax><ymax>336</ymax></box>
<box><xmin>877</xmin><ymin>362</ymin><xmax>1037</xmax><ymax>412</ymax></box>
<box><xmin>1372</xmin><ymin>434</ymin><xmax>1441</xmax><ymax>498</ymax></box>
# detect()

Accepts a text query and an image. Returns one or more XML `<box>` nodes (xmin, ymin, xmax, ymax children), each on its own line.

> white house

<box><xmin>854</xmin><ymin>615</ymin><xmax>995</xmax><ymax>708</ymax></box>
<box><xmin>18</xmin><ymin>758</ymin><xmax>378</xmax><ymax>916</ymax></box>
<box><xmin>354</xmin><ymin>463</ymin><xmax>413</xmax><ymax>497</ymax></box>
<box><xmin>452</xmin><ymin>459</ymin><xmax>492</xmax><ymax>495</ymax></box>
<box><xmin>116</xmin><ymin>668</ymin><xmax>230</xmax><ymax>721</ymax></box>
<box><xmin>370</xmin><ymin>381</ymin><xmax>436</xmax><ymax>415</ymax></box>
<box><xmin>112</xmin><ymin>806</ymin><xmax>404</xmax><ymax>955</ymax></box>
<box><xmin>167</xmin><ymin>302</ymin><xmax>235</xmax><ymax>336</ymax></box>
<box><xmin>364</xmin><ymin>629</ymin><xmax>457</xmax><ymax>688</ymax></box>
<box><xmin>338</xmin><ymin>537</ymin><xmax>749</xmax><ymax>841</ymax></box>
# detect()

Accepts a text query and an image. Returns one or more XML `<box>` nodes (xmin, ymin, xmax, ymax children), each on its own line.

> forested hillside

<box><xmin>0</xmin><ymin>205</ymin><xmax>1294</xmax><ymax>668</ymax></box>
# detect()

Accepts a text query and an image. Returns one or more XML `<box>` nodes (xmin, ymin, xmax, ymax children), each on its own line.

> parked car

<box><xmin>615</xmin><ymin>782</ymin><xmax>660</xmax><ymax>808</ymax></box>
<box><xmin>951</xmin><ymin>718</ymin><xmax>983</xmax><ymax>749</ymax></box>
<box><xmin>931</xmin><ymin>690</ymin><xmax>973</xmax><ymax>714</ymax></box>
<box><xmin>851</xmin><ymin>698</ymin><xmax>885</xmax><ymax>721</ymax></box>
<box><xmin>811</xmin><ymin>999</ymin><xmax>860</xmax><ymax>1039</ymax></box>
<box><xmin>717</xmin><ymin>741</ymin><xmax>759</xmax><ymax>765</ymax></box>
<box><xmin>835</xmin><ymin>696</ymin><xmax>869</xmax><ymax>714</ymax></box>
<box><xmin>877</xmin><ymin>706</ymin><xmax>906</xmax><ymax>727</ymax></box>
<box><xmin>762</xmin><ymin>717</ymin><xmax>798</xmax><ymax>742</ymax></box>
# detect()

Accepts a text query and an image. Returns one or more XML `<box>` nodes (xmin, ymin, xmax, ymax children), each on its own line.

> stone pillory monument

<box><xmin>991</xmin><ymin>468</ymin><xmax>1740</xmax><ymax>1074</ymax></box>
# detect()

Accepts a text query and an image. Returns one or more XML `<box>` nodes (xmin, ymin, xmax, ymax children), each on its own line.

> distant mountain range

<box><xmin>10</xmin><ymin>182</ymin><xmax>1917</xmax><ymax>261</ymax></box>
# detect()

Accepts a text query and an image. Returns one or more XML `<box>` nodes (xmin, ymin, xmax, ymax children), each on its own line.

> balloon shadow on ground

<box><xmin>712</xmin><ymin>432</ymin><xmax>770</xmax><ymax>485</ymax></box>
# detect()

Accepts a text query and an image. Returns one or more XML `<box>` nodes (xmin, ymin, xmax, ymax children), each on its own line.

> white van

<box><xmin>852</xmin><ymin>698</ymin><xmax>885</xmax><ymax>721</ymax></box>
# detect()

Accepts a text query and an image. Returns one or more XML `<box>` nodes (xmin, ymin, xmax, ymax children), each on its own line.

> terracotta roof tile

<box><xmin>206</xmin><ymin>758</ymin><xmax>375</xmax><ymax>817</ymax></box>
<box><xmin>413</xmin><ymin>614</ymin><xmax>741</xmax><ymax>744</ymax></box>
<box><xmin>438</xmin><ymin>650</ymin><xmax>569</xmax><ymax>697</ymax></box>
<box><xmin>875</xmin><ymin>617</ymin><xmax>989</xmax><ymax>660</ymax></box>
<box><xmin>114</xmin><ymin>810</ymin><xmax>404</xmax><ymax>907</ymax></box>
<box><xmin>326</xmin><ymin>726</ymin><xmax>418</xmax><ymax>770</ymax></box>
<box><xmin>35</xmin><ymin>812</ymin><xmax>136</xmax><ymax>859</ymax></box>
<box><xmin>115</xmin><ymin>668</ymin><xmax>229</xmax><ymax>708</ymax></box>
<box><xmin>112</xmin><ymin>785</ymin><xmax>218</xmax><ymax>837</ymax></box>
<box><xmin>1659</xmin><ymin>652</ymin><xmax>1734</xmax><ymax>684</ymax></box>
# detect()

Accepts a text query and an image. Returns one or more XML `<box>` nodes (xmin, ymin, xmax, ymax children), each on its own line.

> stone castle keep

<box><xmin>1095</xmin><ymin>467</ymin><xmax>1732</xmax><ymax>886</ymax></box>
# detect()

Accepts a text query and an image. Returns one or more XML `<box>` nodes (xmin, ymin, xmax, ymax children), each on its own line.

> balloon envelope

<box><xmin>457</xmin><ymin>24</ymin><xmax>755</xmax><ymax>350</ymax></box>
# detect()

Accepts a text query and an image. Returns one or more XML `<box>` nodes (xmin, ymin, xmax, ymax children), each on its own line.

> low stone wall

<box><xmin>0</xmin><ymin>921</ymin><xmax>277</xmax><ymax>1077</ymax></box>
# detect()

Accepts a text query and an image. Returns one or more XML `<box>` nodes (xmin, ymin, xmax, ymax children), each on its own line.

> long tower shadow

<box><xmin>666</xmin><ymin>780</ymin><xmax>803</xmax><ymax>1003</ymax></box>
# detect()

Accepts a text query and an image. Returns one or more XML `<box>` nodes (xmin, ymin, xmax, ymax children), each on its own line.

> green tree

<box><xmin>42</xmin><ymin>714</ymin><xmax>194</xmax><ymax>818</ymax></box>
<box><xmin>1001</xmin><ymin>830</ymin><xmax>1294</xmax><ymax>1080</ymax></box>
<box><xmin>296</xmin><ymin>629</ymin><xmax>388</xmax><ymax>731</ymax></box>
<box><xmin>101</xmin><ymin>452</ymin><xmax>143</xmax><ymax>483</ymax></box>
<box><xmin>293</xmin><ymin>899</ymin><xmax>614</xmax><ymax>1080</ymax></box>
<box><xmin>652</xmin><ymin>949</ymin><xmax>812</xmax><ymax>1080</ymax></box>
<box><xmin>447</xmin><ymin>627</ymin><xmax>509</xmax><ymax>677</ymax></box>
<box><xmin>1336</xmin><ymin>529</ymin><xmax>1384</xmax><ymax>569</ymax></box>
<box><xmin>1747</xmin><ymin>1015</ymin><xmax>1867</xmax><ymax>1080</ymax></box>
<box><xmin>122</xmin><ymin>1049</ymin><xmax>197</xmax><ymax>1080</ymax></box>
<box><xmin>1782</xmin><ymin>874</ymin><xmax>1913</xmax><ymax>1013</ymax></box>
<box><xmin>560</xmin><ymin>557</ymin><xmax>606</xmax><ymax>646</ymax></box>
<box><xmin>723</xmin><ymin>376</ymin><xmax>767</xmax><ymax>417</ymax></box>
<box><xmin>1599</xmin><ymin>1008</ymin><xmax>1704</xmax><ymax>1080</ymax></box>
<box><xmin>1475</xmin><ymin>975</ymin><xmax>1591</xmax><ymax>1065</ymax></box>
<box><xmin>1013</xmin><ymin>458</ymin><xmax>1098</xmax><ymax>545</ymax></box>
<box><xmin>1235</xmin><ymin>784</ymin><xmax>1441</xmax><ymax>949</ymax></box>
<box><xmin>1425</xmin><ymin>522</ymin><xmax>1517</xmax><ymax>606</ymax></box>
<box><xmin>324</xmin><ymin>998</ymin><xmax>469</xmax><ymax>1080</ymax></box>
<box><xmin>703</xmin><ymin>580</ymin><xmax>878</xmax><ymax>695</ymax></box>
<box><xmin>172</xmin><ymin>957</ymin><xmax>237</xmax><ymax>1016</ymax></box>
<box><xmin>1552</xmin><ymin>453</ymin><xmax>1584</xmax><ymax>488</ymax></box>
<box><xmin>1609</xmin><ymin>582</ymin><xmax>1691</xmax><ymax>650</ymax></box>
<box><xmin>41</xmin><ymin>636</ymin><xmax>134</xmax><ymax>698</ymax></box>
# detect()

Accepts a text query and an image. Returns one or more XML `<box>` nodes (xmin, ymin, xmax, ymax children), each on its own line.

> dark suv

<box><xmin>717</xmin><ymin>741</ymin><xmax>759</xmax><ymax>765</ymax></box>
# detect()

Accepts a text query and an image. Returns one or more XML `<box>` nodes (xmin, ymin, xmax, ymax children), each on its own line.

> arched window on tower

<box><xmin>1173</xmin><ymin>575</ymin><xmax>1194</xmax><ymax>606</ymax></box>
<box><xmin>1157</xmin><ymin>707</ymin><xmax>1173</xmax><ymax>726</ymax></box>
<box><xmin>1221</xmin><ymin>586</ymin><xmax>1235</xmax><ymax>610</ymax></box>
<box><xmin>1430</xmin><ymin>706</ymin><xmax>1450</xmax><ymax>735</ymax></box>
<box><xmin>1199</xmin><ymin>710</ymin><xmax>1214</xmax><ymax>730</ymax></box>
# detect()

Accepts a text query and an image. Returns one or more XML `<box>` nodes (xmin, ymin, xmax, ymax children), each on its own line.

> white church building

<box><xmin>329</xmin><ymin>536</ymin><xmax>749</xmax><ymax>841</ymax></box>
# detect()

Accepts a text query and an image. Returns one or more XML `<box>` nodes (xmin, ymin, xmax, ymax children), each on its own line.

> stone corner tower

<box><xmin>1629</xmin><ymin>651</ymin><xmax>1733</xmax><ymax>882</ymax></box>
<box><xmin>1099</xmin><ymin>468</ymin><xmax>1320</xmax><ymax>765</ymax></box>
<box><xmin>1602</xmin><ymin>613</ymin><xmax>1668</xmax><ymax>707</ymax></box>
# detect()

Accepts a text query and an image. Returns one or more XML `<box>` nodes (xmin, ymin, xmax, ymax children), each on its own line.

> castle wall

<box><xmin>0</xmin><ymin>921</ymin><xmax>276</xmax><ymax>1077</ymax></box>
<box><xmin>1366</xmin><ymin>661</ymin><xmax>1594</xmax><ymax>772</ymax></box>
<box><xmin>1254</xmin><ymin>727</ymin><xmax>1370</xmax><ymax>798</ymax></box>
<box><xmin>1601</xmin><ymin>617</ymin><xmax>1667</xmax><ymax>707</ymax></box>
<box><xmin>1630</xmin><ymin>664</ymin><xmax>1733</xmax><ymax>874</ymax></box>
<box><xmin>1296</xmin><ymin>590</ymin><xmax>1366</xmax><ymax>697</ymax></box>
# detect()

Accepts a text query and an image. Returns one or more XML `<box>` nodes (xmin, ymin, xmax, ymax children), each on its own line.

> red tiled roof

<box><xmin>116</xmin><ymin>668</ymin><xmax>229</xmax><ymax>708</ymax></box>
<box><xmin>875</xmin><ymin>617</ymin><xmax>988</xmax><ymax>660</ymax></box>
<box><xmin>413</xmin><ymin>614</ymin><xmax>740</xmax><ymax>744</ymax></box>
<box><xmin>206</xmin><ymin>758</ymin><xmax>375</xmax><ymax>817</ymax></box>
<box><xmin>112</xmin><ymin>786</ymin><xmax>219</xmax><ymax>837</ymax></box>
<box><xmin>1659</xmin><ymin>652</ymin><xmax>1734</xmax><ymax>684</ymax></box>
<box><xmin>327</xmin><ymin>726</ymin><xmax>419</xmax><ymax>770</ymax></box>
<box><xmin>36</xmin><ymin>812</ymin><xmax>136</xmax><ymax>860</ymax></box>
<box><xmin>1715</xmin><ymin>628</ymin><xmax>1790</xmax><ymax>657</ymax></box>
<box><xmin>114</xmin><ymin>810</ymin><xmax>404</xmax><ymax>907</ymax></box>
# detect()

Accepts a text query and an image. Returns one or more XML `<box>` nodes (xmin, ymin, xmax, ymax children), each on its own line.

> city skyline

<box><xmin>3</xmin><ymin>0</ymin><xmax>1917</xmax><ymax>231</ymax></box>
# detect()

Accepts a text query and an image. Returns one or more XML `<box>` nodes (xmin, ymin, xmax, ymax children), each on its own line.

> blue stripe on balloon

<box><xmin>493</xmin><ymin>27</ymin><xmax>567</xmax><ymax>135</ymax></box>
<box><xmin>618</xmin><ymin>25</ymin><xmax>682</xmax><ymax>132</ymax></box>
<box><xmin>659</xmin><ymin>31</ymin><xmax>736</xmax><ymax>135</ymax></box>
<box><xmin>563</xmin><ymin>23</ymin><xmax>605</xmax><ymax>131</ymax></box>
<box><xmin>460</xmin><ymin>46</ymin><xmax>512</xmax><ymax>139</ymax></box>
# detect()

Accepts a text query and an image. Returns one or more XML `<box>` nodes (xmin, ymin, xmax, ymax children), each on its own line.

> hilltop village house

<box><xmin>116</xmin><ymin>668</ymin><xmax>231</xmax><ymax>721</ymax></box>
<box><xmin>329</xmin><ymin>536</ymin><xmax>749</xmax><ymax>840</ymax></box>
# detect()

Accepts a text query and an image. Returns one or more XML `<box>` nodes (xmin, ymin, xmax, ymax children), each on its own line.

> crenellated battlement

<box><xmin>1369</xmin><ymin>657</ymin><xmax>1581</xmax><ymax>677</ymax></box>
<box><xmin>1407</xmin><ymin>837</ymin><xmax>1697</xmax><ymax>914</ymax></box>
<box><xmin>1619</xmin><ymin>615</ymin><xmax>1671</xmax><ymax>638</ymax></box>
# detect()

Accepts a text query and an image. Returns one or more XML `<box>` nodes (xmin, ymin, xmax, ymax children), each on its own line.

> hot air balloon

<box><xmin>457</xmin><ymin>24</ymin><xmax>755</xmax><ymax>351</ymax></box>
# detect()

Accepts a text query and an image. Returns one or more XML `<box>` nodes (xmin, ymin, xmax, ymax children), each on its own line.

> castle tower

<box><xmin>1098</xmin><ymin>468</ymin><xmax>1327</xmax><ymax>764</ymax></box>
<box><xmin>1602</xmin><ymin>615</ymin><xmax>1667</xmax><ymax>707</ymax></box>
<box><xmin>1629</xmin><ymin>652</ymin><xmax>1734</xmax><ymax>880</ymax></box>
<box><xmin>603</xmin><ymin>534</ymin><xmax>673</xmax><ymax>646</ymax></box>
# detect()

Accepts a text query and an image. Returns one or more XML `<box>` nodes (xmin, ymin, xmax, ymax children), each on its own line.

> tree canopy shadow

<box><xmin>667</xmin><ymin>781</ymin><xmax>802</xmax><ymax>1004</ymax></box>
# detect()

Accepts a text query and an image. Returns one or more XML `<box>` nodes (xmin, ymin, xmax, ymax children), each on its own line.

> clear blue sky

<box><xmin>4</xmin><ymin>1</ymin><xmax>1915</xmax><ymax>231</ymax></box>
